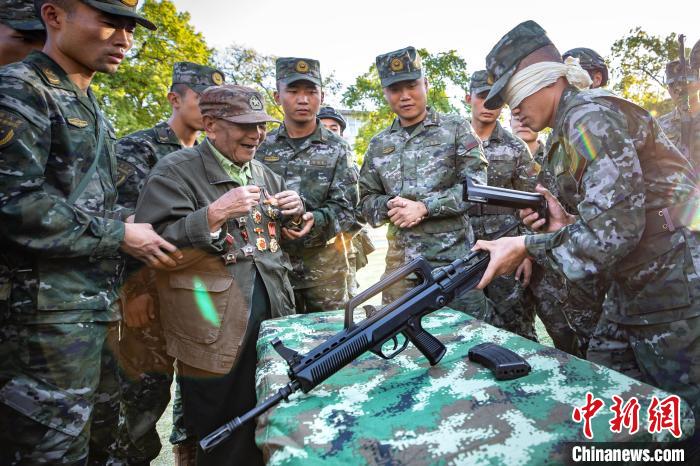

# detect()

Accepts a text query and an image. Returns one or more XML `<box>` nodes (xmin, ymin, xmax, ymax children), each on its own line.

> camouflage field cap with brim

<box><xmin>469</xmin><ymin>70</ymin><xmax>492</xmax><ymax>95</ymax></box>
<box><xmin>376</xmin><ymin>46</ymin><xmax>424</xmax><ymax>88</ymax></box>
<box><xmin>484</xmin><ymin>20</ymin><xmax>553</xmax><ymax>110</ymax></box>
<box><xmin>275</xmin><ymin>57</ymin><xmax>322</xmax><ymax>86</ymax></box>
<box><xmin>80</xmin><ymin>0</ymin><xmax>156</xmax><ymax>30</ymax></box>
<box><xmin>1</xmin><ymin>0</ymin><xmax>44</xmax><ymax>31</ymax></box>
<box><xmin>173</xmin><ymin>61</ymin><xmax>226</xmax><ymax>93</ymax></box>
<box><xmin>318</xmin><ymin>106</ymin><xmax>347</xmax><ymax>132</ymax></box>
<box><xmin>665</xmin><ymin>60</ymin><xmax>699</xmax><ymax>85</ymax></box>
<box><xmin>199</xmin><ymin>85</ymin><xmax>280</xmax><ymax>125</ymax></box>
<box><xmin>562</xmin><ymin>48</ymin><xmax>606</xmax><ymax>71</ymax></box>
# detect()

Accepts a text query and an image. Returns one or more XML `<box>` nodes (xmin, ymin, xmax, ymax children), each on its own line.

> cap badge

<box><xmin>486</xmin><ymin>73</ymin><xmax>494</xmax><ymax>85</ymax></box>
<box><xmin>295</xmin><ymin>60</ymin><xmax>309</xmax><ymax>73</ymax></box>
<box><xmin>121</xmin><ymin>0</ymin><xmax>138</xmax><ymax>7</ymax></box>
<box><xmin>211</xmin><ymin>72</ymin><xmax>224</xmax><ymax>85</ymax></box>
<box><xmin>390</xmin><ymin>58</ymin><xmax>404</xmax><ymax>72</ymax></box>
<box><xmin>249</xmin><ymin>95</ymin><xmax>263</xmax><ymax>111</ymax></box>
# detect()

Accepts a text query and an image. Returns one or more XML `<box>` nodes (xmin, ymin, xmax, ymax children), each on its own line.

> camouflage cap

<box><xmin>665</xmin><ymin>60</ymin><xmax>699</xmax><ymax>85</ymax></box>
<box><xmin>376</xmin><ymin>46</ymin><xmax>424</xmax><ymax>88</ymax></box>
<box><xmin>484</xmin><ymin>20</ymin><xmax>553</xmax><ymax>110</ymax></box>
<box><xmin>469</xmin><ymin>70</ymin><xmax>491</xmax><ymax>95</ymax></box>
<box><xmin>199</xmin><ymin>84</ymin><xmax>279</xmax><ymax>125</ymax></box>
<box><xmin>318</xmin><ymin>106</ymin><xmax>347</xmax><ymax>131</ymax></box>
<box><xmin>562</xmin><ymin>47</ymin><xmax>608</xmax><ymax>86</ymax></box>
<box><xmin>1</xmin><ymin>0</ymin><xmax>44</xmax><ymax>31</ymax></box>
<box><xmin>276</xmin><ymin>57</ymin><xmax>321</xmax><ymax>86</ymax></box>
<box><xmin>173</xmin><ymin>62</ymin><xmax>226</xmax><ymax>93</ymax></box>
<box><xmin>78</xmin><ymin>0</ymin><xmax>156</xmax><ymax>30</ymax></box>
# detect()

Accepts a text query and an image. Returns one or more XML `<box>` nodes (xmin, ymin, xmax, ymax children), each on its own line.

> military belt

<box><xmin>467</xmin><ymin>204</ymin><xmax>517</xmax><ymax>216</ymax></box>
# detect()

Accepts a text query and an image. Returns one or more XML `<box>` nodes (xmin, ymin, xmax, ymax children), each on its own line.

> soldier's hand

<box><xmin>472</xmin><ymin>236</ymin><xmax>528</xmax><ymax>289</ymax></box>
<box><xmin>515</xmin><ymin>257</ymin><xmax>533</xmax><ymax>288</ymax></box>
<box><xmin>122</xmin><ymin>223</ymin><xmax>182</xmax><ymax>269</ymax></box>
<box><xmin>519</xmin><ymin>184</ymin><xmax>575</xmax><ymax>232</ymax></box>
<box><xmin>282</xmin><ymin>212</ymin><xmax>314</xmax><ymax>239</ymax></box>
<box><xmin>123</xmin><ymin>292</ymin><xmax>155</xmax><ymax>328</ymax></box>
<box><xmin>275</xmin><ymin>190</ymin><xmax>305</xmax><ymax>216</ymax></box>
<box><xmin>208</xmin><ymin>186</ymin><xmax>261</xmax><ymax>230</ymax></box>
<box><xmin>388</xmin><ymin>197</ymin><xmax>427</xmax><ymax>228</ymax></box>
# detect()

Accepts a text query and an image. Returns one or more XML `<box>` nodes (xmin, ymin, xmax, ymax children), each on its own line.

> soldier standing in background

<box><xmin>562</xmin><ymin>47</ymin><xmax>609</xmax><ymax>89</ymax></box>
<box><xmin>359</xmin><ymin>46</ymin><xmax>489</xmax><ymax>317</ymax></box>
<box><xmin>0</xmin><ymin>0</ymin><xmax>45</xmax><ymax>66</ymax></box>
<box><xmin>0</xmin><ymin>1</ymin><xmax>181</xmax><ymax>464</ymax></box>
<box><xmin>114</xmin><ymin>62</ymin><xmax>225</xmax><ymax>465</ymax></box>
<box><xmin>256</xmin><ymin>58</ymin><xmax>358</xmax><ymax>313</ymax></box>
<box><xmin>466</xmin><ymin>70</ymin><xmax>538</xmax><ymax>340</ymax></box>
<box><xmin>318</xmin><ymin>105</ymin><xmax>375</xmax><ymax>297</ymax></box>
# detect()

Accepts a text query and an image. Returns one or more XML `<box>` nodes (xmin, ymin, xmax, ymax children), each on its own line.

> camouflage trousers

<box><xmin>293</xmin><ymin>273</ymin><xmax>349</xmax><ymax>313</ymax></box>
<box><xmin>529</xmin><ymin>265</ymin><xmax>606</xmax><ymax>357</ymax></box>
<box><xmin>587</xmin><ymin>314</ymin><xmax>700</xmax><ymax>424</ymax></box>
<box><xmin>0</xmin><ymin>321</ymin><xmax>120</xmax><ymax>465</ymax></box>
<box><xmin>113</xmin><ymin>309</ymin><xmax>189</xmax><ymax>464</ymax></box>
<box><xmin>483</xmin><ymin>273</ymin><xmax>537</xmax><ymax>341</ymax></box>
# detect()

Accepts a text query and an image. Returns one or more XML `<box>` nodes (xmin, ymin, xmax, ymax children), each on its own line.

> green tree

<box><xmin>342</xmin><ymin>49</ymin><xmax>470</xmax><ymax>160</ymax></box>
<box><xmin>94</xmin><ymin>0</ymin><xmax>212</xmax><ymax>136</ymax></box>
<box><xmin>609</xmin><ymin>27</ymin><xmax>686</xmax><ymax>116</ymax></box>
<box><xmin>214</xmin><ymin>45</ymin><xmax>343</xmax><ymax>122</ymax></box>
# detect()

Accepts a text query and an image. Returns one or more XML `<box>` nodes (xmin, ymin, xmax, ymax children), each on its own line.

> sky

<box><xmin>171</xmin><ymin>0</ymin><xmax>698</xmax><ymax>105</ymax></box>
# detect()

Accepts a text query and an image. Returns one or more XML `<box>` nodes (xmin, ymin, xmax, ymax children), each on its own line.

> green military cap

<box><xmin>275</xmin><ymin>57</ymin><xmax>322</xmax><ymax>86</ymax></box>
<box><xmin>173</xmin><ymin>61</ymin><xmax>226</xmax><ymax>93</ymax></box>
<box><xmin>484</xmin><ymin>20</ymin><xmax>553</xmax><ymax>110</ymax></box>
<box><xmin>665</xmin><ymin>60</ymin><xmax>699</xmax><ymax>85</ymax></box>
<box><xmin>76</xmin><ymin>0</ymin><xmax>156</xmax><ymax>30</ymax></box>
<box><xmin>469</xmin><ymin>70</ymin><xmax>491</xmax><ymax>95</ymax></box>
<box><xmin>1</xmin><ymin>0</ymin><xmax>44</xmax><ymax>31</ymax></box>
<box><xmin>318</xmin><ymin>106</ymin><xmax>347</xmax><ymax>132</ymax></box>
<box><xmin>562</xmin><ymin>47</ymin><xmax>608</xmax><ymax>86</ymax></box>
<box><xmin>199</xmin><ymin>84</ymin><xmax>279</xmax><ymax>124</ymax></box>
<box><xmin>375</xmin><ymin>46</ymin><xmax>424</xmax><ymax>88</ymax></box>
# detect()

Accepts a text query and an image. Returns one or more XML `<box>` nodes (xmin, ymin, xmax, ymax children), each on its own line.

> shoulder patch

<box><xmin>116</xmin><ymin>160</ymin><xmax>137</xmax><ymax>188</ymax></box>
<box><xmin>382</xmin><ymin>145</ymin><xmax>395</xmax><ymax>154</ymax></box>
<box><xmin>0</xmin><ymin>110</ymin><xmax>27</xmax><ymax>149</ymax></box>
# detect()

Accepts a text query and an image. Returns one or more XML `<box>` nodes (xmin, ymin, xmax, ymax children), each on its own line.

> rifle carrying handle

<box><xmin>404</xmin><ymin>318</ymin><xmax>446</xmax><ymax>366</ymax></box>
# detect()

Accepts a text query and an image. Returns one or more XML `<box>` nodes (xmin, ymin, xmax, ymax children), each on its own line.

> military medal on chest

<box><xmin>253</xmin><ymin>209</ymin><xmax>263</xmax><ymax>224</ymax></box>
<box><xmin>254</xmin><ymin>227</ymin><xmax>267</xmax><ymax>251</ymax></box>
<box><xmin>221</xmin><ymin>233</ymin><xmax>236</xmax><ymax>265</ymax></box>
<box><xmin>268</xmin><ymin>221</ymin><xmax>279</xmax><ymax>253</ymax></box>
<box><xmin>261</xmin><ymin>187</ymin><xmax>281</xmax><ymax>220</ymax></box>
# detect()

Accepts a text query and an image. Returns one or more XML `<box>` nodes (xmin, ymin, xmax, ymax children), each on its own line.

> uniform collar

<box><xmin>549</xmin><ymin>86</ymin><xmax>579</xmax><ymax>145</ymax></box>
<box><xmin>206</xmin><ymin>139</ymin><xmax>251</xmax><ymax>184</ymax></box>
<box><xmin>154</xmin><ymin>121</ymin><xmax>185</xmax><ymax>146</ymax></box>
<box><xmin>486</xmin><ymin>120</ymin><xmax>506</xmax><ymax>144</ymax></box>
<box><xmin>389</xmin><ymin>106</ymin><xmax>440</xmax><ymax>133</ymax></box>
<box><xmin>275</xmin><ymin>119</ymin><xmax>326</xmax><ymax>144</ymax></box>
<box><xmin>26</xmin><ymin>51</ymin><xmax>82</xmax><ymax>92</ymax></box>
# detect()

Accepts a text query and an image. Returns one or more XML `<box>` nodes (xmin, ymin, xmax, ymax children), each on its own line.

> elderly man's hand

<box><xmin>519</xmin><ymin>184</ymin><xmax>575</xmax><ymax>232</ymax></box>
<box><xmin>472</xmin><ymin>236</ymin><xmax>529</xmax><ymax>289</ymax></box>
<box><xmin>274</xmin><ymin>190</ymin><xmax>305</xmax><ymax>216</ymax></box>
<box><xmin>121</xmin><ymin>223</ymin><xmax>182</xmax><ymax>269</ymax></box>
<box><xmin>208</xmin><ymin>186</ymin><xmax>261</xmax><ymax>231</ymax></box>
<box><xmin>282</xmin><ymin>212</ymin><xmax>314</xmax><ymax>240</ymax></box>
<box><xmin>387</xmin><ymin>196</ymin><xmax>427</xmax><ymax>228</ymax></box>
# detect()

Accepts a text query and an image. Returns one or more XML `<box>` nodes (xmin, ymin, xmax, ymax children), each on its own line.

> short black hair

<box><xmin>34</xmin><ymin>0</ymin><xmax>75</xmax><ymax>27</ymax></box>
<box><xmin>169</xmin><ymin>83</ymin><xmax>191</xmax><ymax>96</ymax></box>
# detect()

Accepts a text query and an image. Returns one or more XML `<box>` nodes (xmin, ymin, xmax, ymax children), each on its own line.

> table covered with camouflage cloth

<box><xmin>253</xmin><ymin>309</ymin><xmax>695</xmax><ymax>465</ymax></box>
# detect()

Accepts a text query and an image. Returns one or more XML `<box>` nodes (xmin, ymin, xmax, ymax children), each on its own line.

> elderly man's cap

<box><xmin>1</xmin><ymin>0</ymin><xmax>44</xmax><ymax>31</ymax></box>
<box><xmin>276</xmin><ymin>57</ymin><xmax>321</xmax><ymax>86</ymax></box>
<box><xmin>665</xmin><ymin>60</ymin><xmax>699</xmax><ymax>85</ymax></box>
<box><xmin>199</xmin><ymin>85</ymin><xmax>279</xmax><ymax>125</ymax></box>
<box><xmin>68</xmin><ymin>0</ymin><xmax>157</xmax><ymax>30</ymax></box>
<box><xmin>318</xmin><ymin>106</ymin><xmax>347</xmax><ymax>131</ymax></box>
<box><xmin>375</xmin><ymin>46</ymin><xmax>424</xmax><ymax>88</ymax></box>
<box><xmin>469</xmin><ymin>70</ymin><xmax>492</xmax><ymax>95</ymax></box>
<box><xmin>173</xmin><ymin>62</ymin><xmax>226</xmax><ymax>93</ymax></box>
<box><xmin>484</xmin><ymin>20</ymin><xmax>553</xmax><ymax>110</ymax></box>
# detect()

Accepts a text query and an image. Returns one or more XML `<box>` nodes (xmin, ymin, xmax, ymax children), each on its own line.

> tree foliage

<box><xmin>342</xmin><ymin>49</ymin><xmax>470</xmax><ymax>159</ymax></box>
<box><xmin>214</xmin><ymin>45</ymin><xmax>342</xmax><ymax>122</ymax></box>
<box><xmin>609</xmin><ymin>27</ymin><xmax>684</xmax><ymax>116</ymax></box>
<box><xmin>93</xmin><ymin>0</ymin><xmax>212</xmax><ymax>136</ymax></box>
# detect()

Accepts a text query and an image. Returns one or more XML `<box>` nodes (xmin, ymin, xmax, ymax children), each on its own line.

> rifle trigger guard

<box><xmin>377</xmin><ymin>335</ymin><xmax>409</xmax><ymax>360</ymax></box>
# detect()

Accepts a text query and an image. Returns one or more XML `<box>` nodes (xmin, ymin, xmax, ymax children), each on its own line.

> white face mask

<box><xmin>503</xmin><ymin>57</ymin><xmax>593</xmax><ymax>109</ymax></box>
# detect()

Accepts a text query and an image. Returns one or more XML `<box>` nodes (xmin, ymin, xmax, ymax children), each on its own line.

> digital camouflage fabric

<box><xmin>562</xmin><ymin>47</ymin><xmax>608</xmax><ymax>86</ymax></box>
<box><xmin>256</xmin><ymin>121</ymin><xmax>358</xmax><ymax>312</ymax></box>
<box><xmin>275</xmin><ymin>57</ymin><xmax>322</xmax><ymax>86</ymax></box>
<box><xmin>469</xmin><ymin>121</ymin><xmax>539</xmax><ymax>340</ymax></box>
<box><xmin>0</xmin><ymin>0</ymin><xmax>43</xmax><ymax>31</ymax></box>
<box><xmin>254</xmin><ymin>310</ymin><xmax>695</xmax><ymax>465</ymax></box>
<box><xmin>375</xmin><ymin>46</ymin><xmax>424</xmax><ymax>88</ymax></box>
<box><xmin>172</xmin><ymin>61</ymin><xmax>225</xmax><ymax>94</ymax></box>
<box><xmin>358</xmin><ymin>107</ymin><xmax>489</xmax><ymax>317</ymax></box>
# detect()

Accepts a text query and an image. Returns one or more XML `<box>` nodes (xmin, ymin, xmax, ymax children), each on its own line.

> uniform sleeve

<box><xmin>0</xmin><ymin>80</ymin><xmax>124</xmax><ymax>259</ymax></box>
<box><xmin>525</xmin><ymin>104</ymin><xmax>646</xmax><ymax>282</ymax></box>
<box><xmin>116</xmin><ymin>136</ymin><xmax>156</xmax><ymax>212</ymax></box>
<box><xmin>421</xmin><ymin>119</ymin><xmax>488</xmax><ymax>218</ymax></box>
<box><xmin>358</xmin><ymin>139</ymin><xmax>393</xmax><ymax>227</ymax></box>
<box><xmin>309</xmin><ymin>143</ymin><xmax>359</xmax><ymax>242</ymax></box>
<box><xmin>134</xmin><ymin>170</ymin><xmax>225</xmax><ymax>254</ymax></box>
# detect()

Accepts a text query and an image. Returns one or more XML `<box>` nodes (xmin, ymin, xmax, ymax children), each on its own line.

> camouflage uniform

<box><xmin>256</xmin><ymin>58</ymin><xmax>358</xmax><ymax>313</ymax></box>
<box><xmin>0</xmin><ymin>49</ymin><xmax>130</xmax><ymax>464</ymax></box>
<box><xmin>359</xmin><ymin>47</ymin><xmax>489</xmax><ymax>318</ymax></box>
<box><xmin>467</xmin><ymin>71</ymin><xmax>539</xmax><ymax>339</ymax></box>
<box><xmin>0</xmin><ymin>0</ymin><xmax>43</xmax><ymax>31</ymax></box>
<box><xmin>113</xmin><ymin>62</ymin><xmax>223</xmax><ymax>464</ymax></box>
<box><xmin>485</xmin><ymin>20</ymin><xmax>700</xmax><ymax>422</ymax></box>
